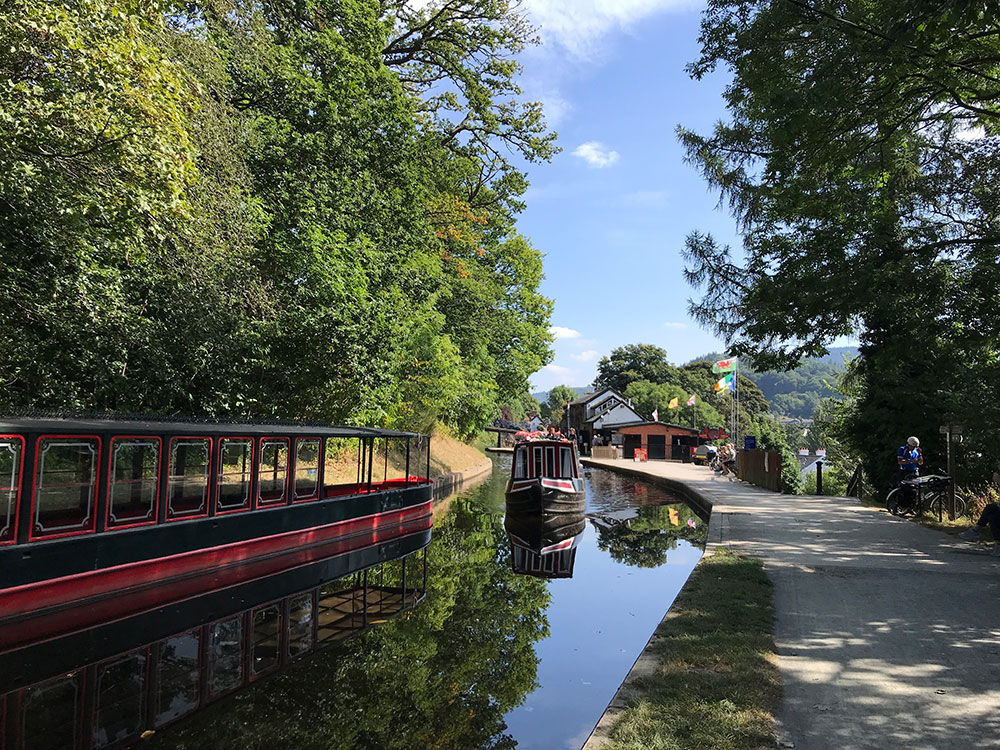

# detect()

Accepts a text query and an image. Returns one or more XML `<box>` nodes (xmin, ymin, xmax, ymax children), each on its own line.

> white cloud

<box><xmin>955</xmin><ymin>124</ymin><xmax>987</xmax><ymax>141</ymax></box>
<box><xmin>571</xmin><ymin>350</ymin><xmax>598</xmax><ymax>362</ymax></box>
<box><xmin>573</xmin><ymin>141</ymin><xmax>620</xmax><ymax>168</ymax></box>
<box><xmin>549</xmin><ymin>326</ymin><xmax>581</xmax><ymax>339</ymax></box>
<box><xmin>523</xmin><ymin>0</ymin><xmax>697</xmax><ymax>59</ymax></box>
<box><xmin>662</xmin><ymin>321</ymin><xmax>687</xmax><ymax>329</ymax></box>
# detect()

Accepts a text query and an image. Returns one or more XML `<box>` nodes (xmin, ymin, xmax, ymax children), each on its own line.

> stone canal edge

<box><xmin>578</xmin><ymin>457</ymin><xmax>1000</xmax><ymax>750</ymax></box>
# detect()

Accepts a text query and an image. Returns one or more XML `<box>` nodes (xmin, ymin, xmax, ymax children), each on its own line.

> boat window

<box><xmin>257</xmin><ymin>439</ymin><xmax>289</xmax><ymax>506</ymax></box>
<box><xmin>0</xmin><ymin>437</ymin><xmax>22</xmax><ymax>543</ymax></box>
<box><xmin>545</xmin><ymin>447</ymin><xmax>555</xmax><ymax>477</ymax></box>
<box><xmin>206</xmin><ymin>616</ymin><xmax>244</xmax><ymax>699</ymax></box>
<box><xmin>167</xmin><ymin>438</ymin><xmax>211</xmax><ymax>519</ymax></box>
<box><xmin>293</xmin><ymin>439</ymin><xmax>320</xmax><ymax>502</ymax></box>
<box><xmin>317</xmin><ymin>573</ymin><xmax>364</xmax><ymax>643</ymax></box>
<box><xmin>560</xmin><ymin>447</ymin><xmax>574</xmax><ymax>478</ymax></box>
<box><xmin>108</xmin><ymin>438</ymin><xmax>159</xmax><ymax>529</ymax></box>
<box><xmin>20</xmin><ymin>672</ymin><xmax>81</xmax><ymax>750</ymax></box>
<box><xmin>513</xmin><ymin>447</ymin><xmax>527</xmax><ymax>478</ymax></box>
<box><xmin>217</xmin><ymin>438</ymin><xmax>252</xmax><ymax>513</ymax></box>
<box><xmin>33</xmin><ymin>437</ymin><xmax>99</xmax><ymax>539</ymax></box>
<box><xmin>532</xmin><ymin>447</ymin><xmax>542</xmax><ymax>478</ymax></box>
<box><xmin>155</xmin><ymin>630</ymin><xmax>200</xmax><ymax>727</ymax></box>
<box><xmin>93</xmin><ymin>650</ymin><xmax>147</xmax><ymax>748</ymax></box>
<box><xmin>250</xmin><ymin>604</ymin><xmax>281</xmax><ymax>678</ymax></box>
<box><xmin>288</xmin><ymin>593</ymin><xmax>315</xmax><ymax>658</ymax></box>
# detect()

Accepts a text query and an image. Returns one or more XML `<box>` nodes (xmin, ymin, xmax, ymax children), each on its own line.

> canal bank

<box><xmin>580</xmin><ymin>458</ymin><xmax>1000</xmax><ymax>750</ymax></box>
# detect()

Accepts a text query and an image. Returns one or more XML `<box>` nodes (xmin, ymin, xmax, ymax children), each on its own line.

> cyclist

<box><xmin>896</xmin><ymin>436</ymin><xmax>923</xmax><ymax>510</ymax></box>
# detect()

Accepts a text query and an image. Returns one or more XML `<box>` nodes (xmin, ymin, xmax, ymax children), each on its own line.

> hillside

<box><xmin>744</xmin><ymin>347</ymin><xmax>858</xmax><ymax>419</ymax></box>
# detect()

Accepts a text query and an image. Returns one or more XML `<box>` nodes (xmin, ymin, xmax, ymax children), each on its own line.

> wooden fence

<box><xmin>737</xmin><ymin>449</ymin><xmax>783</xmax><ymax>492</ymax></box>
<box><xmin>591</xmin><ymin>446</ymin><xmax>621</xmax><ymax>460</ymax></box>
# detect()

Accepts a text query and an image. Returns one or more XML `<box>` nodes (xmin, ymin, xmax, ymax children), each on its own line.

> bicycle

<box><xmin>885</xmin><ymin>473</ymin><xmax>968</xmax><ymax>518</ymax></box>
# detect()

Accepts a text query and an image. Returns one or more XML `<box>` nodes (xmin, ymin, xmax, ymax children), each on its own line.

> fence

<box><xmin>591</xmin><ymin>446</ymin><xmax>621</xmax><ymax>460</ymax></box>
<box><xmin>737</xmin><ymin>449</ymin><xmax>783</xmax><ymax>492</ymax></box>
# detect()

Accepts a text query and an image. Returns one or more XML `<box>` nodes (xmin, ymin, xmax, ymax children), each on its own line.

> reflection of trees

<box><xmin>593</xmin><ymin>504</ymin><xmax>706</xmax><ymax>568</ymax></box>
<box><xmin>153</xmin><ymin>491</ymin><xmax>549</xmax><ymax>750</ymax></box>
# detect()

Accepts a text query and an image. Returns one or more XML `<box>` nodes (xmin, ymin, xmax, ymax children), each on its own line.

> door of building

<box><xmin>623</xmin><ymin>434</ymin><xmax>642</xmax><ymax>459</ymax></box>
<box><xmin>646</xmin><ymin>434</ymin><xmax>666</xmax><ymax>460</ymax></box>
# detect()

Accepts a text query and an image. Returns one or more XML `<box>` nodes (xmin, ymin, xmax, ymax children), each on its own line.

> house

<box><xmin>614</xmin><ymin>421</ymin><xmax>702</xmax><ymax>460</ymax></box>
<box><xmin>566</xmin><ymin>388</ymin><xmax>644</xmax><ymax>446</ymax></box>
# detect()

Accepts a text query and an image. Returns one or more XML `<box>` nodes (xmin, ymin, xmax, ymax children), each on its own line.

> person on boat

<box><xmin>546</xmin><ymin>424</ymin><xmax>561</xmax><ymax>437</ymax></box>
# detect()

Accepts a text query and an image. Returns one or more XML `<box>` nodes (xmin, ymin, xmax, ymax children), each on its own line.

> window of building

<box><xmin>293</xmin><ymin>439</ymin><xmax>320</xmax><ymax>502</ymax></box>
<box><xmin>33</xmin><ymin>437</ymin><xmax>99</xmax><ymax>539</ymax></box>
<box><xmin>107</xmin><ymin>438</ymin><xmax>159</xmax><ymax>529</ymax></box>
<box><xmin>0</xmin><ymin>437</ymin><xmax>22</xmax><ymax>543</ymax></box>
<box><xmin>217</xmin><ymin>438</ymin><xmax>252</xmax><ymax>513</ymax></box>
<box><xmin>257</xmin><ymin>439</ymin><xmax>288</xmax><ymax>506</ymax></box>
<box><xmin>167</xmin><ymin>438</ymin><xmax>211</xmax><ymax>519</ymax></box>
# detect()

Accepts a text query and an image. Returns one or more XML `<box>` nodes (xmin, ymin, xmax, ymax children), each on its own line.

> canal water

<box><xmin>5</xmin><ymin>460</ymin><xmax>706</xmax><ymax>750</ymax></box>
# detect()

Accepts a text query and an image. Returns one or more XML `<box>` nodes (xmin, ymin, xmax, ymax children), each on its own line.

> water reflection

<box><xmin>0</xmin><ymin>461</ymin><xmax>707</xmax><ymax>750</ymax></box>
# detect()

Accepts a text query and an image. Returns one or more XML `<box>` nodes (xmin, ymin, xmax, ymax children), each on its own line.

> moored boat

<box><xmin>504</xmin><ymin>432</ymin><xmax>585</xmax><ymax>514</ymax></box>
<box><xmin>504</xmin><ymin>510</ymin><xmax>585</xmax><ymax>579</ymax></box>
<box><xmin>0</xmin><ymin>414</ymin><xmax>433</xmax><ymax>623</ymax></box>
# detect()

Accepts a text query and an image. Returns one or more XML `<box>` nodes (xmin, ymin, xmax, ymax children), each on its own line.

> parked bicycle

<box><xmin>885</xmin><ymin>472</ymin><xmax>968</xmax><ymax>518</ymax></box>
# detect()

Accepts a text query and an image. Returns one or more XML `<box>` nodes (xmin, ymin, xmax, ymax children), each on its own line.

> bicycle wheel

<box><xmin>886</xmin><ymin>488</ymin><xmax>912</xmax><ymax>516</ymax></box>
<box><xmin>928</xmin><ymin>493</ymin><xmax>968</xmax><ymax>518</ymax></box>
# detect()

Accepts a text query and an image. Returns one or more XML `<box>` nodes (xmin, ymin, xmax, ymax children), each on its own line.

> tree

<box><xmin>596</xmin><ymin>344</ymin><xmax>679</xmax><ymax>393</ymax></box>
<box><xmin>543</xmin><ymin>384</ymin><xmax>577</xmax><ymax>427</ymax></box>
<box><xmin>680</xmin><ymin>0</ymin><xmax>1000</xmax><ymax>485</ymax></box>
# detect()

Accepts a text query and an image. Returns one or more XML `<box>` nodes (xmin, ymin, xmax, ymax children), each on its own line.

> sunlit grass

<box><xmin>605</xmin><ymin>549</ymin><xmax>780</xmax><ymax>750</ymax></box>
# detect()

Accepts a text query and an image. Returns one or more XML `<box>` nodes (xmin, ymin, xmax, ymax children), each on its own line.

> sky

<box><xmin>509</xmin><ymin>0</ymin><xmax>741</xmax><ymax>392</ymax></box>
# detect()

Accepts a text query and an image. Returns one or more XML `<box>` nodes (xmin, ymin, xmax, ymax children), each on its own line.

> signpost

<box><xmin>939</xmin><ymin>424</ymin><xmax>963</xmax><ymax>520</ymax></box>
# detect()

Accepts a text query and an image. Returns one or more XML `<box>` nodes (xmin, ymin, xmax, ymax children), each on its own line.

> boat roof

<box><xmin>0</xmin><ymin>413</ymin><xmax>423</xmax><ymax>439</ymax></box>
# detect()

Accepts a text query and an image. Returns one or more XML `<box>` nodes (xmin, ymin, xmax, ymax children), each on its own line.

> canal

<box><xmin>4</xmin><ymin>459</ymin><xmax>706</xmax><ymax>750</ymax></box>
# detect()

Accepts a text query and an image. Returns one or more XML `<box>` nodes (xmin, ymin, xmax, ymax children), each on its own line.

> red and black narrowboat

<box><xmin>0</xmin><ymin>415</ymin><xmax>432</xmax><ymax>627</ymax></box>
<box><xmin>504</xmin><ymin>510</ymin><xmax>585</xmax><ymax>579</ymax></box>
<box><xmin>0</xmin><ymin>531</ymin><xmax>429</xmax><ymax>749</ymax></box>
<box><xmin>504</xmin><ymin>433</ymin><xmax>584</xmax><ymax>513</ymax></box>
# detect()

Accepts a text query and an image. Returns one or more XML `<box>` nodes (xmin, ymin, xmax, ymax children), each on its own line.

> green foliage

<box><xmin>748</xmin><ymin>416</ymin><xmax>803</xmax><ymax>494</ymax></box>
<box><xmin>624</xmin><ymin>380</ymin><xmax>723</xmax><ymax>428</ymax></box>
<box><xmin>597</xmin><ymin>344</ymin><xmax>679</xmax><ymax>394</ymax></box>
<box><xmin>0</xmin><ymin>0</ymin><xmax>555</xmax><ymax>436</ymax></box>
<box><xmin>681</xmin><ymin>0</ymin><xmax>1000</xmax><ymax>487</ymax></box>
<box><xmin>594</xmin><ymin>503</ymin><xmax>706</xmax><ymax>568</ymax></box>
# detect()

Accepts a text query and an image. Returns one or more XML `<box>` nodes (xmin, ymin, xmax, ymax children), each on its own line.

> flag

<box><xmin>652</xmin><ymin>408</ymin><xmax>658</xmax><ymax>422</ymax></box>
<box><xmin>712</xmin><ymin>357</ymin><xmax>738</xmax><ymax>374</ymax></box>
<box><xmin>713</xmin><ymin>372</ymin><xmax>735</xmax><ymax>392</ymax></box>
<box><xmin>668</xmin><ymin>397</ymin><xmax>679</xmax><ymax>409</ymax></box>
<box><xmin>687</xmin><ymin>394</ymin><xmax>696</xmax><ymax>406</ymax></box>
<box><xmin>668</xmin><ymin>508</ymin><xmax>679</xmax><ymax>526</ymax></box>
<box><xmin>687</xmin><ymin>518</ymin><xmax>697</xmax><ymax>529</ymax></box>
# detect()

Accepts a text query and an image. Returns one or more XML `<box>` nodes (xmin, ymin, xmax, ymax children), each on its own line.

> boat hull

<box><xmin>504</xmin><ymin>478</ymin><xmax>585</xmax><ymax>514</ymax></box>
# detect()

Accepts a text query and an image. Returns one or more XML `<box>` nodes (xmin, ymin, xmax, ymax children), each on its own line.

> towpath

<box><xmin>581</xmin><ymin>457</ymin><xmax>1000</xmax><ymax>750</ymax></box>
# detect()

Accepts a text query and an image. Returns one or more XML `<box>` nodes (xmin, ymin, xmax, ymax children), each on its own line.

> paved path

<box><xmin>581</xmin><ymin>458</ymin><xmax>1000</xmax><ymax>750</ymax></box>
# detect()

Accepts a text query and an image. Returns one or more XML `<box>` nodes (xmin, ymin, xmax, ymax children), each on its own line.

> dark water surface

<box><xmin>2</xmin><ymin>460</ymin><xmax>705</xmax><ymax>750</ymax></box>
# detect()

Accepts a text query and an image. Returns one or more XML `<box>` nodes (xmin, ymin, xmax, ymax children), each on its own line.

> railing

<box><xmin>737</xmin><ymin>449</ymin><xmax>783</xmax><ymax>492</ymax></box>
<box><xmin>591</xmin><ymin>446</ymin><xmax>620</xmax><ymax>460</ymax></box>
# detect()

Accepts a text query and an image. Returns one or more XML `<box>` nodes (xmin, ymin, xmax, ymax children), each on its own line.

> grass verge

<box><xmin>604</xmin><ymin>549</ymin><xmax>780</xmax><ymax>750</ymax></box>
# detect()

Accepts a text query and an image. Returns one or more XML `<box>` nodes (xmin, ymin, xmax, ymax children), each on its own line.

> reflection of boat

<box><xmin>0</xmin><ymin>528</ymin><xmax>430</xmax><ymax>748</ymax></box>
<box><xmin>505</xmin><ymin>435</ymin><xmax>584</xmax><ymax>514</ymax></box>
<box><xmin>0</xmin><ymin>416</ymin><xmax>432</xmax><ymax>621</ymax></box>
<box><xmin>505</xmin><ymin>511</ymin><xmax>585</xmax><ymax>579</ymax></box>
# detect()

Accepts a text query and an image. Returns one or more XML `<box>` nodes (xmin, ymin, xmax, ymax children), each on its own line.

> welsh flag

<box><xmin>713</xmin><ymin>372</ymin><xmax>735</xmax><ymax>392</ymax></box>
<box><xmin>668</xmin><ymin>397</ymin><xmax>679</xmax><ymax>409</ymax></box>
<box><xmin>712</xmin><ymin>357</ymin><xmax>738</xmax><ymax>374</ymax></box>
<box><xmin>687</xmin><ymin>394</ymin><xmax>696</xmax><ymax>406</ymax></box>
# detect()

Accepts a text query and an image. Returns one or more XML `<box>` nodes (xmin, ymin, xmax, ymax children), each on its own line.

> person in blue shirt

<box><xmin>897</xmin><ymin>436</ymin><xmax>923</xmax><ymax>509</ymax></box>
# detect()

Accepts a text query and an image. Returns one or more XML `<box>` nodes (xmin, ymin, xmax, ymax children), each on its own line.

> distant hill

<box><xmin>531</xmin><ymin>386</ymin><xmax>589</xmax><ymax>404</ymax></box>
<box><xmin>746</xmin><ymin>347</ymin><xmax>858</xmax><ymax>419</ymax></box>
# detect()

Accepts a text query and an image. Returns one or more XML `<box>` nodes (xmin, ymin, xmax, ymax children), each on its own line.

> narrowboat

<box><xmin>0</xmin><ymin>531</ymin><xmax>429</xmax><ymax>748</ymax></box>
<box><xmin>505</xmin><ymin>432</ymin><xmax>584</xmax><ymax>513</ymax></box>
<box><xmin>0</xmin><ymin>415</ymin><xmax>433</xmax><ymax>625</ymax></box>
<box><xmin>504</xmin><ymin>510</ymin><xmax>585</xmax><ymax>579</ymax></box>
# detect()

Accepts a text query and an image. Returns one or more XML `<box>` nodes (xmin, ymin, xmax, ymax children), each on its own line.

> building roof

<box><xmin>610</xmin><ymin>420</ymin><xmax>701</xmax><ymax>434</ymax></box>
<box><xmin>568</xmin><ymin>387</ymin><xmax>611</xmax><ymax>406</ymax></box>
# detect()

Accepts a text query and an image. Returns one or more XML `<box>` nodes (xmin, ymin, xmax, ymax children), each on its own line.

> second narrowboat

<box><xmin>505</xmin><ymin>432</ymin><xmax>584</xmax><ymax>513</ymax></box>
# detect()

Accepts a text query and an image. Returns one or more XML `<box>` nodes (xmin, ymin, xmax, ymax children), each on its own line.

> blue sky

<box><xmin>510</xmin><ymin>1</ymin><xmax>740</xmax><ymax>392</ymax></box>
